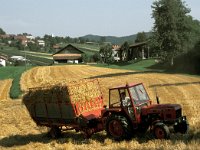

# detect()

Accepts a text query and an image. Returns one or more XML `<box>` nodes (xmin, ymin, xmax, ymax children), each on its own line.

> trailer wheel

<box><xmin>106</xmin><ymin>114</ymin><xmax>132</xmax><ymax>140</ymax></box>
<box><xmin>49</xmin><ymin>126</ymin><xmax>61</xmax><ymax>139</ymax></box>
<box><xmin>153</xmin><ymin>123</ymin><xmax>170</xmax><ymax>139</ymax></box>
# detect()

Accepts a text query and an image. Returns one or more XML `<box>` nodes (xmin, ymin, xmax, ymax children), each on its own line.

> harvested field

<box><xmin>0</xmin><ymin>65</ymin><xmax>200</xmax><ymax>149</ymax></box>
<box><xmin>0</xmin><ymin>79</ymin><xmax>12</xmax><ymax>100</ymax></box>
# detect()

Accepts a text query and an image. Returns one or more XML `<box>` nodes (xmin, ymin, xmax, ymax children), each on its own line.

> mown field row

<box><xmin>0</xmin><ymin>79</ymin><xmax>12</xmax><ymax>100</ymax></box>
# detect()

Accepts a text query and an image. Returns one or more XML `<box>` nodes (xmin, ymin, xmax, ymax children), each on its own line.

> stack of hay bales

<box><xmin>22</xmin><ymin>79</ymin><xmax>102</xmax><ymax>122</ymax></box>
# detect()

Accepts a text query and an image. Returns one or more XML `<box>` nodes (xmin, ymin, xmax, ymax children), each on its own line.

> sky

<box><xmin>0</xmin><ymin>0</ymin><xmax>199</xmax><ymax>37</ymax></box>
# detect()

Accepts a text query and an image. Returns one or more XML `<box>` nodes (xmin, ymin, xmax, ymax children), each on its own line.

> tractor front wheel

<box><xmin>49</xmin><ymin>126</ymin><xmax>61</xmax><ymax>139</ymax></box>
<box><xmin>153</xmin><ymin>123</ymin><xmax>170</xmax><ymax>139</ymax></box>
<box><xmin>106</xmin><ymin>114</ymin><xmax>132</xmax><ymax>140</ymax></box>
<box><xmin>174</xmin><ymin>120</ymin><xmax>189</xmax><ymax>134</ymax></box>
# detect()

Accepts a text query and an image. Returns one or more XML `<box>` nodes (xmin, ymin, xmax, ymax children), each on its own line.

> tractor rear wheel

<box><xmin>49</xmin><ymin>126</ymin><xmax>61</xmax><ymax>139</ymax></box>
<box><xmin>153</xmin><ymin>123</ymin><xmax>170</xmax><ymax>139</ymax></box>
<box><xmin>106</xmin><ymin>114</ymin><xmax>132</xmax><ymax>140</ymax></box>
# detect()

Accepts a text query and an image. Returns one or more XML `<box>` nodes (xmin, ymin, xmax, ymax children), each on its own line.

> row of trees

<box><xmin>0</xmin><ymin>28</ymin><xmax>107</xmax><ymax>53</ymax></box>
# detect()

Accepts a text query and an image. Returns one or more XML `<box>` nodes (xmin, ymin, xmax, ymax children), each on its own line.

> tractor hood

<box><xmin>141</xmin><ymin>104</ymin><xmax>181</xmax><ymax>116</ymax></box>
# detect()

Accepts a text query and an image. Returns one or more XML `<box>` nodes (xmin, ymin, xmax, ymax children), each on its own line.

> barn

<box><xmin>53</xmin><ymin>44</ymin><xmax>84</xmax><ymax>64</ymax></box>
<box><xmin>129</xmin><ymin>41</ymin><xmax>148</xmax><ymax>60</ymax></box>
<box><xmin>113</xmin><ymin>41</ymin><xmax>148</xmax><ymax>61</ymax></box>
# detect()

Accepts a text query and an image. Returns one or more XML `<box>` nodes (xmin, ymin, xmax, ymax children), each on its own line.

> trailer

<box><xmin>23</xmin><ymin>79</ymin><xmax>104</xmax><ymax>138</ymax></box>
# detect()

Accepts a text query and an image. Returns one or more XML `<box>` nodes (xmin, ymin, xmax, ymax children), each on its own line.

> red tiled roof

<box><xmin>0</xmin><ymin>55</ymin><xmax>8</xmax><ymax>60</ymax></box>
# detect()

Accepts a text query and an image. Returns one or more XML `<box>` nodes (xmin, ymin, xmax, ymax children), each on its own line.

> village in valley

<box><xmin>0</xmin><ymin>31</ymin><xmax>150</xmax><ymax>67</ymax></box>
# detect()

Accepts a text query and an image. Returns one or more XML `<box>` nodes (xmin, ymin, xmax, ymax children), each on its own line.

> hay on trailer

<box><xmin>22</xmin><ymin>79</ymin><xmax>102</xmax><ymax>119</ymax></box>
<box><xmin>23</xmin><ymin>79</ymin><xmax>101</xmax><ymax>104</ymax></box>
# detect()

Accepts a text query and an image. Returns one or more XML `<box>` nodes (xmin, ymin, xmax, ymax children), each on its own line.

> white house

<box><xmin>10</xmin><ymin>56</ymin><xmax>27</xmax><ymax>61</ymax></box>
<box><xmin>26</xmin><ymin>35</ymin><xmax>35</xmax><ymax>40</ymax></box>
<box><xmin>37</xmin><ymin>40</ymin><xmax>45</xmax><ymax>47</ymax></box>
<box><xmin>112</xmin><ymin>45</ymin><xmax>120</xmax><ymax>61</ymax></box>
<box><xmin>0</xmin><ymin>55</ymin><xmax>7</xmax><ymax>67</ymax></box>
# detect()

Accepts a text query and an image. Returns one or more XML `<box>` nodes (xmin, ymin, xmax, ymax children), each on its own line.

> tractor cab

<box><xmin>108</xmin><ymin>83</ymin><xmax>151</xmax><ymax>123</ymax></box>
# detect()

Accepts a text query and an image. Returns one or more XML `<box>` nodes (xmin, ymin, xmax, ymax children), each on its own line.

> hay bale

<box><xmin>22</xmin><ymin>79</ymin><xmax>102</xmax><ymax>121</ymax></box>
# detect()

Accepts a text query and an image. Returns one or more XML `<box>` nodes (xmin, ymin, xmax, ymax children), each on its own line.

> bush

<box><xmin>174</xmin><ymin>41</ymin><xmax>200</xmax><ymax>74</ymax></box>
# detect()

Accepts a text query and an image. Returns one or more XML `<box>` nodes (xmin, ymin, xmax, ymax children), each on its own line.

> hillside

<box><xmin>81</xmin><ymin>32</ymin><xmax>152</xmax><ymax>45</ymax></box>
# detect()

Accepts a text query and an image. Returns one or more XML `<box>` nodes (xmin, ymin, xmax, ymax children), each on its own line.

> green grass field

<box><xmin>0</xmin><ymin>66</ymin><xmax>32</xmax><ymax>98</ymax></box>
<box><xmin>0</xmin><ymin>46</ymin><xmax>53</xmax><ymax>65</ymax></box>
<box><xmin>93</xmin><ymin>59</ymin><xmax>159</xmax><ymax>71</ymax></box>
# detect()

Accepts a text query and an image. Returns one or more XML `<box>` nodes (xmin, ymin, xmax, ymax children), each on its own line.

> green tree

<box><xmin>16</xmin><ymin>41</ymin><xmax>24</xmax><ymax>50</ymax></box>
<box><xmin>99</xmin><ymin>36</ymin><xmax>106</xmax><ymax>44</ymax></box>
<box><xmin>82</xmin><ymin>53</ymin><xmax>89</xmax><ymax>63</ymax></box>
<box><xmin>120</xmin><ymin>41</ymin><xmax>129</xmax><ymax>61</ymax></box>
<box><xmin>0</xmin><ymin>28</ymin><xmax>6</xmax><ymax>35</ymax></box>
<box><xmin>27</xmin><ymin>42</ymin><xmax>40</xmax><ymax>51</ymax></box>
<box><xmin>78</xmin><ymin>37</ymin><xmax>85</xmax><ymax>44</ymax></box>
<box><xmin>152</xmin><ymin>0</ymin><xmax>190</xmax><ymax>66</ymax></box>
<box><xmin>135</xmin><ymin>32</ymin><xmax>147</xmax><ymax>43</ymax></box>
<box><xmin>99</xmin><ymin>44</ymin><xmax>113</xmax><ymax>65</ymax></box>
<box><xmin>93</xmin><ymin>52</ymin><xmax>101</xmax><ymax>62</ymax></box>
<box><xmin>184</xmin><ymin>16</ymin><xmax>200</xmax><ymax>51</ymax></box>
<box><xmin>148</xmin><ymin>34</ymin><xmax>160</xmax><ymax>57</ymax></box>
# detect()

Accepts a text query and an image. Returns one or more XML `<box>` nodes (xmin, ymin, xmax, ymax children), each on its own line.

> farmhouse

<box><xmin>0</xmin><ymin>55</ymin><xmax>8</xmax><ymax>67</ymax></box>
<box><xmin>53</xmin><ymin>44</ymin><xmax>84</xmax><ymax>64</ymax></box>
<box><xmin>37</xmin><ymin>40</ymin><xmax>45</xmax><ymax>47</ymax></box>
<box><xmin>113</xmin><ymin>41</ymin><xmax>148</xmax><ymax>61</ymax></box>
<box><xmin>112</xmin><ymin>45</ymin><xmax>120</xmax><ymax>61</ymax></box>
<box><xmin>129</xmin><ymin>41</ymin><xmax>148</xmax><ymax>59</ymax></box>
<box><xmin>10</xmin><ymin>56</ymin><xmax>26</xmax><ymax>61</ymax></box>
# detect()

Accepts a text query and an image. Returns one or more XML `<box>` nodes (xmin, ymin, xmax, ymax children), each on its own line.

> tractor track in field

<box><xmin>0</xmin><ymin>79</ymin><xmax>12</xmax><ymax>100</ymax></box>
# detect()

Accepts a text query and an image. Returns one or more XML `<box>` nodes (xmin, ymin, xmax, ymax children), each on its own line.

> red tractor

<box><xmin>102</xmin><ymin>82</ymin><xmax>189</xmax><ymax>140</ymax></box>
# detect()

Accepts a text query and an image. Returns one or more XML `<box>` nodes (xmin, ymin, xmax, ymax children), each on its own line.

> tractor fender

<box><xmin>102</xmin><ymin>109</ymin><xmax>132</xmax><ymax>130</ymax></box>
<box><xmin>146</xmin><ymin>113</ymin><xmax>162</xmax><ymax>125</ymax></box>
<box><xmin>101</xmin><ymin>108</ymin><xmax>122</xmax><ymax>118</ymax></box>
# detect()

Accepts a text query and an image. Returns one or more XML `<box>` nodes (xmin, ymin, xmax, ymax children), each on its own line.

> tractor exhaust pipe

<box><xmin>156</xmin><ymin>95</ymin><xmax>160</xmax><ymax>104</ymax></box>
<box><xmin>154</xmin><ymin>87</ymin><xmax>160</xmax><ymax>104</ymax></box>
